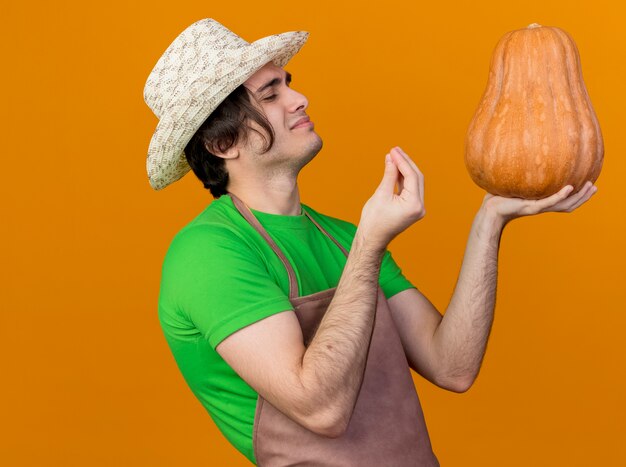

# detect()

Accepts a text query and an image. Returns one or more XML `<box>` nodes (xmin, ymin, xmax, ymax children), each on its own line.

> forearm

<box><xmin>431</xmin><ymin>207</ymin><xmax>505</xmax><ymax>389</ymax></box>
<box><xmin>300</xmin><ymin>229</ymin><xmax>385</xmax><ymax>433</ymax></box>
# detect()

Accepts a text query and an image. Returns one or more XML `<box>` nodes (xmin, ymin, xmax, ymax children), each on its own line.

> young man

<box><xmin>144</xmin><ymin>18</ymin><xmax>597</xmax><ymax>466</ymax></box>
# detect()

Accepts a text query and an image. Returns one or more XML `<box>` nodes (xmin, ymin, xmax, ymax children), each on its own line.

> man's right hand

<box><xmin>358</xmin><ymin>146</ymin><xmax>426</xmax><ymax>250</ymax></box>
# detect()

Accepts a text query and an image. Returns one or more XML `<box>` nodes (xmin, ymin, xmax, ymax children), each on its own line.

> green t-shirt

<box><xmin>158</xmin><ymin>194</ymin><xmax>416</xmax><ymax>464</ymax></box>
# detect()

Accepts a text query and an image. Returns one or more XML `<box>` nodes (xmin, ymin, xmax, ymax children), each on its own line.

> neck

<box><xmin>226</xmin><ymin>175</ymin><xmax>302</xmax><ymax>216</ymax></box>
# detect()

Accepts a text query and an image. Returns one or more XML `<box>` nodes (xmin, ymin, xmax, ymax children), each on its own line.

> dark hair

<box><xmin>184</xmin><ymin>85</ymin><xmax>275</xmax><ymax>198</ymax></box>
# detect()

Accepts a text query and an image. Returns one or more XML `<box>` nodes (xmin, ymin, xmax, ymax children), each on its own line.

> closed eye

<box><xmin>256</xmin><ymin>70</ymin><xmax>292</xmax><ymax>98</ymax></box>
<box><xmin>257</xmin><ymin>71</ymin><xmax>291</xmax><ymax>102</ymax></box>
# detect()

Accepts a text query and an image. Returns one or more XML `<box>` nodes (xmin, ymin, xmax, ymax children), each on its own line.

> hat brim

<box><xmin>146</xmin><ymin>30</ymin><xmax>309</xmax><ymax>191</ymax></box>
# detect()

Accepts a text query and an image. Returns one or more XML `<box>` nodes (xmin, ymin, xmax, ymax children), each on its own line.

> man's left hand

<box><xmin>481</xmin><ymin>181</ymin><xmax>599</xmax><ymax>226</ymax></box>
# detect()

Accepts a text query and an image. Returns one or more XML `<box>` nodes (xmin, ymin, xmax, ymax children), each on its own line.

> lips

<box><xmin>291</xmin><ymin>117</ymin><xmax>311</xmax><ymax>129</ymax></box>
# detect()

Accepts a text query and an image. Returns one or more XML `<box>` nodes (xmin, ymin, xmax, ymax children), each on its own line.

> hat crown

<box><xmin>143</xmin><ymin>19</ymin><xmax>251</xmax><ymax>118</ymax></box>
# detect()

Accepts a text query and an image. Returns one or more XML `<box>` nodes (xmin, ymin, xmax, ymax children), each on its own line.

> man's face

<box><xmin>240</xmin><ymin>62</ymin><xmax>323</xmax><ymax>173</ymax></box>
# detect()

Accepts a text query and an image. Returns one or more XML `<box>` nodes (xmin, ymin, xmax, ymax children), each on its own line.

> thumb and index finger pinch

<box><xmin>390</xmin><ymin>147</ymin><xmax>423</xmax><ymax>200</ymax></box>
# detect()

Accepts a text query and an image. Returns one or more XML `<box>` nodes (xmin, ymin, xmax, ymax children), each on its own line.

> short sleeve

<box><xmin>159</xmin><ymin>224</ymin><xmax>294</xmax><ymax>350</ymax></box>
<box><xmin>379</xmin><ymin>248</ymin><xmax>416</xmax><ymax>300</ymax></box>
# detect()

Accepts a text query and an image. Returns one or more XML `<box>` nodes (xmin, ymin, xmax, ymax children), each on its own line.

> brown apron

<box><xmin>229</xmin><ymin>193</ymin><xmax>440</xmax><ymax>467</ymax></box>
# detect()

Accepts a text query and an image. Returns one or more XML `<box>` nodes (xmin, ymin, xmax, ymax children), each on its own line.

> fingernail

<box><xmin>385</xmin><ymin>154</ymin><xmax>391</xmax><ymax>164</ymax></box>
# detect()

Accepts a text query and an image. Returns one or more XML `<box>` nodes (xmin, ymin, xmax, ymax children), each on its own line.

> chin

<box><xmin>310</xmin><ymin>133</ymin><xmax>323</xmax><ymax>152</ymax></box>
<box><xmin>305</xmin><ymin>135</ymin><xmax>323</xmax><ymax>159</ymax></box>
<box><xmin>294</xmin><ymin>136</ymin><xmax>323</xmax><ymax>171</ymax></box>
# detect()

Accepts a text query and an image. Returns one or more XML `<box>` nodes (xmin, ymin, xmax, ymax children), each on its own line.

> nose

<box><xmin>286</xmin><ymin>87</ymin><xmax>308</xmax><ymax>114</ymax></box>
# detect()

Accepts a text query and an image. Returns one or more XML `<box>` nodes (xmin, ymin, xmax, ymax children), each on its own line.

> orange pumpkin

<box><xmin>464</xmin><ymin>23</ymin><xmax>603</xmax><ymax>199</ymax></box>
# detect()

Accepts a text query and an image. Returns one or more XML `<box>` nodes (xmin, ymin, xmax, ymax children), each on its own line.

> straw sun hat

<box><xmin>143</xmin><ymin>18</ymin><xmax>309</xmax><ymax>190</ymax></box>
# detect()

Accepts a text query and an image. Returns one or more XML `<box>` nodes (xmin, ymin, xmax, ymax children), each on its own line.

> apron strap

<box><xmin>304</xmin><ymin>211</ymin><xmax>349</xmax><ymax>258</ymax></box>
<box><xmin>228</xmin><ymin>191</ymin><xmax>352</xmax><ymax>299</ymax></box>
<box><xmin>228</xmin><ymin>192</ymin><xmax>300</xmax><ymax>299</ymax></box>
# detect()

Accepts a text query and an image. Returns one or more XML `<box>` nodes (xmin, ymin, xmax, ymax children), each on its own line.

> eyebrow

<box><xmin>255</xmin><ymin>70</ymin><xmax>292</xmax><ymax>94</ymax></box>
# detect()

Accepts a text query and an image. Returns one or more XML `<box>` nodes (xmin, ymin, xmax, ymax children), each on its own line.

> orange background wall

<box><xmin>2</xmin><ymin>1</ymin><xmax>624</xmax><ymax>465</ymax></box>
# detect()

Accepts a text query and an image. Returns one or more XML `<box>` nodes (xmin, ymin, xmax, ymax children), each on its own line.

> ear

<box><xmin>205</xmin><ymin>141</ymin><xmax>240</xmax><ymax>160</ymax></box>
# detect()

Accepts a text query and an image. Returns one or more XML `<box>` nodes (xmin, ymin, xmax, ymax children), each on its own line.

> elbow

<box><xmin>448</xmin><ymin>377</ymin><xmax>474</xmax><ymax>393</ymax></box>
<box><xmin>315</xmin><ymin>422</ymin><xmax>348</xmax><ymax>439</ymax></box>
<box><xmin>436</xmin><ymin>373</ymin><xmax>476</xmax><ymax>394</ymax></box>
<box><xmin>306</xmin><ymin>409</ymin><xmax>350</xmax><ymax>439</ymax></box>
<box><xmin>294</xmin><ymin>377</ymin><xmax>350</xmax><ymax>438</ymax></box>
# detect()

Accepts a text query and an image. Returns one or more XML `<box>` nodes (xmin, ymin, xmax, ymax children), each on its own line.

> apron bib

<box><xmin>229</xmin><ymin>193</ymin><xmax>440</xmax><ymax>467</ymax></box>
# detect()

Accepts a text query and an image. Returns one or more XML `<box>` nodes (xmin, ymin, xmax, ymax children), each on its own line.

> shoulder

<box><xmin>166</xmin><ymin>196</ymin><xmax>254</xmax><ymax>253</ymax></box>
<box><xmin>161</xmin><ymin>200</ymin><xmax>268</xmax><ymax>282</ymax></box>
